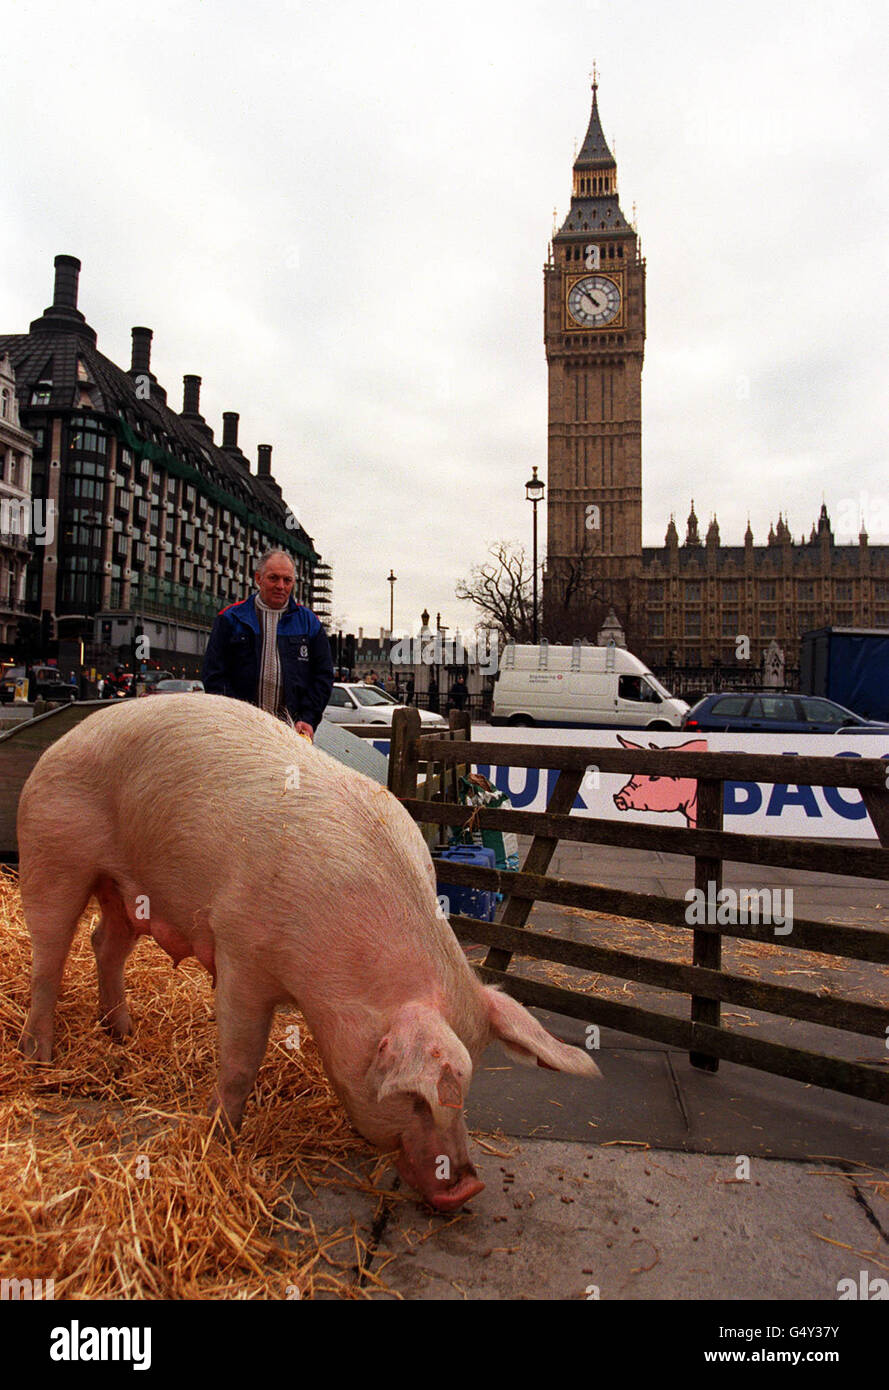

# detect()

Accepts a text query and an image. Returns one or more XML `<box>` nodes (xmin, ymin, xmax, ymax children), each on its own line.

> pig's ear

<box><xmin>484</xmin><ymin>988</ymin><xmax>602</xmax><ymax>1078</ymax></box>
<box><xmin>368</xmin><ymin>1005</ymin><xmax>473</xmax><ymax>1125</ymax></box>
<box><xmin>616</xmin><ymin>734</ymin><xmax>641</xmax><ymax>751</ymax></box>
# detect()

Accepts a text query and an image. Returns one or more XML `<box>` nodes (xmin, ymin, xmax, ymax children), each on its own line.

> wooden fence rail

<box><xmin>389</xmin><ymin>707</ymin><xmax>889</xmax><ymax>1106</ymax></box>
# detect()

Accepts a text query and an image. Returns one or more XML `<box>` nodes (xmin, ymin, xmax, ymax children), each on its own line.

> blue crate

<box><xmin>434</xmin><ymin>845</ymin><xmax>497</xmax><ymax>923</ymax></box>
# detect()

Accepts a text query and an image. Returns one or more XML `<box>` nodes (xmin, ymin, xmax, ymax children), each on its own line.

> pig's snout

<box><xmin>395</xmin><ymin>1146</ymin><xmax>485</xmax><ymax>1213</ymax></box>
<box><xmin>614</xmin><ymin>793</ymin><xmax>630</xmax><ymax>811</ymax></box>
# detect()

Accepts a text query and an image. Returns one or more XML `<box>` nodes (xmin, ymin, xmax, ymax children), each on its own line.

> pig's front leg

<box><xmin>208</xmin><ymin>953</ymin><xmax>278</xmax><ymax>1134</ymax></box>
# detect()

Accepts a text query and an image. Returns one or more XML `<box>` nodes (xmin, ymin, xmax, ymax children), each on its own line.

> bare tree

<box><xmin>456</xmin><ymin>541</ymin><xmax>536</xmax><ymax>642</ymax></box>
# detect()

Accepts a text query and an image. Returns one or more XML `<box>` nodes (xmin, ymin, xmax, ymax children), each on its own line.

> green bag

<box><xmin>453</xmin><ymin>773</ymin><xmax>520</xmax><ymax>872</ymax></box>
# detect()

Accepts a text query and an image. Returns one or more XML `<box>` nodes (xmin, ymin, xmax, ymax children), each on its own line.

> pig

<box><xmin>17</xmin><ymin>694</ymin><xmax>600</xmax><ymax>1212</ymax></box>
<box><xmin>612</xmin><ymin>735</ymin><xmax>708</xmax><ymax>828</ymax></box>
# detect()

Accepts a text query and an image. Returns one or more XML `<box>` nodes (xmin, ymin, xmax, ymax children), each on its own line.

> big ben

<box><xmin>543</xmin><ymin>75</ymin><xmax>645</xmax><ymax>641</ymax></box>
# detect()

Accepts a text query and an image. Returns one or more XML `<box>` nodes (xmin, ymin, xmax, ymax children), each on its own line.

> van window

<box><xmin>619</xmin><ymin>675</ymin><xmax>658</xmax><ymax>703</ymax></box>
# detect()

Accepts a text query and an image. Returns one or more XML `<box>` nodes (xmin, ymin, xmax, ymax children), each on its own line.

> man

<box><xmin>201</xmin><ymin>549</ymin><xmax>334</xmax><ymax>740</ymax></box>
<box><xmin>449</xmin><ymin>674</ymin><xmax>468</xmax><ymax>711</ymax></box>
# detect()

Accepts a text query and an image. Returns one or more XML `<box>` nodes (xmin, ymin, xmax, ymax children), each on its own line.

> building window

<box><xmin>722</xmin><ymin>582</ymin><xmax>738</xmax><ymax>601</ymax></box>
<box><xmin>760</xmin><ymin>581</ymin><xmax>777</xmax><ymax>601</ymax></box>
<box><xmin>835</xmin><ymin>582</ymin><xmax>853</xmax><ymax>600</ymax></box>
<box><xmin>68</xmin><ymin>419</ymin><xmax>108</xmax><ymax>455</ymax></box>
<box><xmin>685</xmin><ymin>611</ymin><xmax>701</xmax><ymax>636</ymax></box>
<box><xmin>761</xmin><ymin>611</ymin><xmax>777</xmax><ymax>636</ymax></box>
<box><xmin>722</xmin><ymin>610</ymin><xmax>738</xmax><ymax>635</ymax></box>
<box><xmin>685</xmin><ymin>582</ymin><xmax>701</xmax><ymax>601</ymax></box>
<box><xmin>648</xmin><ymin>611</ymin><xmax>664</xmax><ymax>636</ymax></box>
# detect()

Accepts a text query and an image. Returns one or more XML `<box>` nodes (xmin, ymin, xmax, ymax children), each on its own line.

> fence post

<box><xmin>861</xmin><ymin>786</ymin><xmax>889</xmax><ymax>848</ymax></box>
<box><xmin>448</xmin><ymin>708</ymin><xmax>472</xmax><ymax>804</ymax></box>
<box><xmin>690</xmin><ymin>776</ymin><xmax>723</xmax><ymax>1072</ymax></box>
<box><xmin>388</xmin><ymin>706</ymin><xmax>421</xmax><ymax>798</ymax></box>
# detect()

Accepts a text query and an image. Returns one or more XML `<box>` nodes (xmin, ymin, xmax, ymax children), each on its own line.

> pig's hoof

<box><xmin>206</xmin><ymin>1098</ymin><xmax>241</xmax><ymax>1143</ymax></box>
<box><xmin>18</xmin><ymin>1029</ymin><xmax>52</xmax><ymax>1064</ymax></box>
<box><xmin>99</xmin><ymin>1008</ymin><xmax>134</xmax><ymax>1042</ymax></box>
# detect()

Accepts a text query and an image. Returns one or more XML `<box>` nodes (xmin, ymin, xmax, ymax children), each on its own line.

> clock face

<box><xmin>567</xmin><ymin>275</ymin><xmax>622</xmax><ymax>328</ymax></box>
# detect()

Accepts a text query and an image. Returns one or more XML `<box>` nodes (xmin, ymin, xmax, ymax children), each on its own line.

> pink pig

<box><xmin>17</xmin><ymin>695</ymin><xmax>599</xmax><ymax>1211</ymax></box>
<box><xmin>612</xmin><ymin>735</ymin><xmax>708</xmax><ymax>828</ymax></box>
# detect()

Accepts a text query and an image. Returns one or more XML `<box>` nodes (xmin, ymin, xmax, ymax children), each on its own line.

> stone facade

<box><xmin>0</xmin><ymin>354</ymin><xmax>35</xmax><ymax>646</ymax></box>
<box><xmin>636</xmin><ymin>503</ymin><xmax>889</xmax><ymax>670</ymax></box>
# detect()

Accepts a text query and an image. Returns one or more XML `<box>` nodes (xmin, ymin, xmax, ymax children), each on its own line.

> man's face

<box><xmin>256</xmin><ymin>557</ymin><xmax>296</xmax><ymax>609</ymax></box>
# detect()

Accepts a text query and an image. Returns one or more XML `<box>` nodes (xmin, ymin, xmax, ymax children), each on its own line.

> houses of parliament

<box><xmin>542</xmin><ymin>78</ymin><xmax>889</xmax><ymax>672</ymax></box>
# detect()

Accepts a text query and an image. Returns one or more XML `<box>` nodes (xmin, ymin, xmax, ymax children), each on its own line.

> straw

<box><xmin>0</xmin><ymin>868</ymin><xmax>393</xmax><ymax>1300</ymax></box>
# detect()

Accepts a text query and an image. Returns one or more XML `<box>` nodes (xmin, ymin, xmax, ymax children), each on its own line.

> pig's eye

<box><xmin>648</xmin><ymin>776</ymin><xmax>660</xmax><ymax>782</ymax></box>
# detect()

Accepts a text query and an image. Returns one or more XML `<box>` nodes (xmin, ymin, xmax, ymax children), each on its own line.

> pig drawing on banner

<box><xmin>16</xmin><ymin>694</ymin><xmax>600</xmax><ymax>1213</ymax></box>
<box><xmin>612</xmin><ymin>736</ymin><xmax>708</xmax><ymax>829</ymax></box>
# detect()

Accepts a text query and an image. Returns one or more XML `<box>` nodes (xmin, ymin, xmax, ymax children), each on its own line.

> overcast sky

<box><xmin>2</xmin><ymin>0</ymin><xmax>887</xmax><ymax>638</ymax></box>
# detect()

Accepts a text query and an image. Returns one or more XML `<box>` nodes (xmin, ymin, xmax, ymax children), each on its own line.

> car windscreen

<box><xmin>351</xmin><ymin>687</ymin><xmax>398</xmax><ymax>707</ymax></box>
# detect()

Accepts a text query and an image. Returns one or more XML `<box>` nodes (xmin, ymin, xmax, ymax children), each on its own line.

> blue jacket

<box><xmin>201</xmin><ymin>593</ymin><xmax>334</xmax><ymax>729</ymax></box>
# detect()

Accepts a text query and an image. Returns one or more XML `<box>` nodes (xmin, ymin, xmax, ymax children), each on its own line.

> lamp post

<box><xmin>387</xmin><ymin>569</ymin><xmax>397</xmax><ymax>683</ymax></box>
<box><xmin>525</xmin><ymin>466</ymin><xmax>545</xmax><ymax>644</ymax></box>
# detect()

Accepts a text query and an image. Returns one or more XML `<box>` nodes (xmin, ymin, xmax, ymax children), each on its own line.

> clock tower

<box><xmin>543</xmin><ymin>76</ymin><xmax>645</xmax><ymax>640</ymax></box>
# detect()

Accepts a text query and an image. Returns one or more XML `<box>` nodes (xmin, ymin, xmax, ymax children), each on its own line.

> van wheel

<box><xmin>508</xmin><ymin>715</ymin><xmax>533</xmax><ymax>727</ymax></box>
<box><xmin>646</xmin><ymin>720</ymin><xmax>671</xmax><ymax>730</ymax></box>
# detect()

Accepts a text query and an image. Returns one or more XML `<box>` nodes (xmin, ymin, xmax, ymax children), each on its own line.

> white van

<box><xmin>491</xmin><ymin>642</ymin><xmax>688</xmax><ymax>729</ymax></box>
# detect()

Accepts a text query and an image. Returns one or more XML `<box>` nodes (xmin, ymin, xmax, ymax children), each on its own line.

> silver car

<box><xmin>324</xmin><ymin>682</ymin><xmax>447</xmax><ymax>727</ymax></box>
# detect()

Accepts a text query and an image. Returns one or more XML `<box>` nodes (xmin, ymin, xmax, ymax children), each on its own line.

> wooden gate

<box><xmin>388</xmin><ymin>708</ymin><xmax>889</xmax><ymax>1106</ymax></box>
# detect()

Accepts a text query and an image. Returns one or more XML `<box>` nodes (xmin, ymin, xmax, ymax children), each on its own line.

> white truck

<box><xmin>490</xmin><ymin>642</ymin><xmax>688</xmax><ymax>729</ymax></box>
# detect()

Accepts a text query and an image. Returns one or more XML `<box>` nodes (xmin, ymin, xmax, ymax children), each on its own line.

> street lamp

<box><xmin>387</xmin><ymin>569</ymin><xmax>397</xmax><ymax>683</ymax></box>
<box><xmin>525</xmin><ymin>466</ymin><xmax>545</xmax><ymax>644</ymax></box>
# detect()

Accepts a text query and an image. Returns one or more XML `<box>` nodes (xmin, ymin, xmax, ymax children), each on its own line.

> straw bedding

<box><xmin>0</xmin><ymin>868</ymin><xmax>392</xmax><ymax>1299</ymax></box>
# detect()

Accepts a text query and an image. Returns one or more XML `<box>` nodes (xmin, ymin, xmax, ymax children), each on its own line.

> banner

<box><xmin>373</xmin><ymin>728</ymin><xmax>889</xmax><ymax>840</ymax></box>
<box><xmin>471</xmin><ymin>728</ymin><xmax>888</xmax><ymax>840</ymax></box>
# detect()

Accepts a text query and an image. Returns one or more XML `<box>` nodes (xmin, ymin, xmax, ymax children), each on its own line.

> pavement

<box><xmin>288</xmin><ymin>839</ymin><xmax>889</xmax><ymax>1301</ymax></box>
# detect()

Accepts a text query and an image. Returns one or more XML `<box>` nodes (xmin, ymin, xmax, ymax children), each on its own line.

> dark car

<box><xmin>682</xmin><ymin>691</ymin><xmax>889</xmax><ymax>734</ymax></box>
<box><xmin>150</xmin><ymin>679</ymin><xmax>204</xmax><ymax>694</ymax></box>
<box><xmin>135</xmin><ymin>669</ymin><xmax>175</xmax><ymax>696</ymax></box>
<box><xmin>0</xmin><ymin>664</ymin><xmax>76</xmax><ymax>704</ymax></box>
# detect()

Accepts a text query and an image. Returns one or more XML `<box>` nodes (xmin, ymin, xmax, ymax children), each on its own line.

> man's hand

<box><xmin>295</xmin><ymin>721</ymin><xmax>314</xmax><ymax>741</ymax></box>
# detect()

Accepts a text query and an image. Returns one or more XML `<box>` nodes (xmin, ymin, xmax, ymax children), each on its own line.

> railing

<box><xmin>652</xmin><ymin>662</ymin><xmax>801</xmax><ymax>701</ymax></box>
<box><xmin>388</xmin><ymin>708</ymin><xmax>889</xmax><ymax>1106</ymax></box>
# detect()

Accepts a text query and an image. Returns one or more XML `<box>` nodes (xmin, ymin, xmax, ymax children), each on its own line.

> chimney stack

<box><xmin>257</xmin><ymin>444</ymin><xmax>272</xmax><ymax>476</ymax></box>
<box><xmin>31</xmin><ymin>253</ymin><xmax>95</xmax><ymax>340</ymax></box>
<box><xmin>222</xmin><ymin>412</ymin><xmax>240</xmax><ymax>450</ymax></box>
<box><xmin>180</xmin><ymin>375</ymin><xmax>213</xmax><ymax>438</ymax></box>
<box><xmin>131</xmin><ymin>327</ymin><xmax>152</xmax><ymax>375</ymax></box>
<box><xmin>53</xmin><ymin>254</ymin><xmax>81</xmax><ymax>310</ymax></box>
<box><xmin>182</xmin><ymin>375</ymin><xmax>202</xmax><ymax>416</ymax></box>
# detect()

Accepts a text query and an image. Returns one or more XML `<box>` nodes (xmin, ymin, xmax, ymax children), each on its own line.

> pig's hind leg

<box><xmin>19</xmin><ymin>863</ymin><xmax>96</xmax><ymax>1063</ymax></box>
<box><xmin>90</xmin><ymin>877</ymin><xmax>138</xmax><ymax>1042</ymax></box>
<box><xmin>208</xmin><ymin>950</ymin><xmax>278</xmax><ymax>1134</ymax></box>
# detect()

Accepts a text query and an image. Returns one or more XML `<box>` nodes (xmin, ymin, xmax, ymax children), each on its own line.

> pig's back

<box><xmin>20</xmin><ymin>694</ymin><xmax>441</xmax><ymax>947</ymax></box>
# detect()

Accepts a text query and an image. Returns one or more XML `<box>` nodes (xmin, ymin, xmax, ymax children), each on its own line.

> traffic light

<box><xmin>40</xmin><ymin>610</ymin><xmax>55</xmax><ymax>651</ymax></box>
